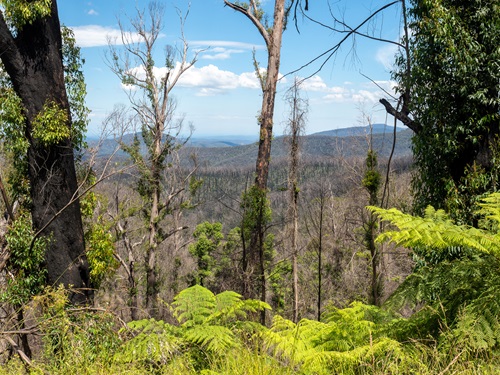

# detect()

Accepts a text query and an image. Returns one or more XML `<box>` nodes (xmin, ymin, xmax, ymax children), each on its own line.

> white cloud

<box><xmin>352</xmin><ymin>90</ymin><xmax>380</xmax><ymax>103</ymax></box>
<box><xmin>202</xmin><ymin>48</ymin><xmax>245</xmax><ymax>60</ymax></box>
<box><xmin>178</xmin><ymin>64</ymin><xmax>261</xmax><ymax>94</ymax></box>
<box><xmin>376</xmin><ymin>43</ymin><xmax>399</xmax><ymax>70</ymax></box>
<box><xmin>119</xmin><ymin>63</ymin><xmax>266</xmax><ymax>96</ymax></box>
<box><xmin>192</xmin><ymin>40</ymin><xmax>265</xmax><ymax>61</ymax></box>
<box><xmin>300</xmin><ymin>75</ymin><xmax>329</xmax><ymax>92</ymax></box>
<box><xmin>192</xmin><ymin>40</ymin><xmax>265</xmax><ymax>50</ymax></box>
<box><xmin>87</xmin><ymin>9</ymin><xmax>99</xmax><ymax>16</ymax></box>
<box><xmin>71</xmin><ymin>25</ymin><xmax>144</xmax><ymax>47</ymax></box>
<box><xmin>298</xmin><ymin>75</ymin><xmax>398</xmax><ymax>104</ymax></box>
<box><xmin>299</xmin><ymin>75</ymin><xmax>351</xmax><ymax>101</ymax></box>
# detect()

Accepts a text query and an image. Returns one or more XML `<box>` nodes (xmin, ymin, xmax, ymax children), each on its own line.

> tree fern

<box><xmin>262</xmin><ymin>302</ymin><xmax>408</xmax><ymax>374</ymax></box>
<box><xmin>369</xmin><ymin>193</ymin><xmax>500</xmax><ymax>356</ymax></box>
<box><xmin>116</xmin><ymin>285</ymin><xmax>270</xmax><ymax>370</ymax></box>
<box><xmin>114</xmin><ymin>318</ymin><xmax>182</xmax><ymax>366</ymax></box>
<box><xmin>172</xmin><ymin>284</ymin><xmax>217</xmax><ymax>327</ymax></box>
<box><xmin>368</xmin><ymin>205</ymin><xmax>500</xmax><ymax>257</ymax></box>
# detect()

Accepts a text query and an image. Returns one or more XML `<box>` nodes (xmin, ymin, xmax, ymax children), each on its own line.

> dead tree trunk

<box><xmin>284</xmin><ymin>78</ymin><xmax>307</xmax><ymax>323</ymax></box>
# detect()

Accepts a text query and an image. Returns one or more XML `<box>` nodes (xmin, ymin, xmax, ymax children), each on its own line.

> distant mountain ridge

<box><xmin>311</xmin><ymin>123</ymin><xmax>405</xmax><ymax>137</ymax></box>
<box><xmin>88</xmin><ymin>124</ymin><xmax>413</xmax><ymax>168</ymax></box>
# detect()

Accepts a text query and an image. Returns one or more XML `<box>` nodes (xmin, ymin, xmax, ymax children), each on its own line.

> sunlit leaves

<box><xmin>1</xmin><ymin>0</ymin><xmax>52</xmax><ymax>29</ymax></box>
<box><xmin>396</xmin><ymin>0</ymin><xmax>500</xmax><ymax>222</ymax></box>
<box><xmin>32</xmin><ymin>101</ymin><xmax>70</xmax><ymax>146</ymax></box>
<box><xmin>61</xmin><ymin>26</ymin><xmax>90</xmax><ymax>155</ymax></box>
<box><xmin>2</xmin><ymin>212</ymin><xmax>47</xmax><ymax>306</ymax></box>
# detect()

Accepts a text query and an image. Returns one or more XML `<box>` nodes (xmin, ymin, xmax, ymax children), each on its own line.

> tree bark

<box><xmin>225</xmin><ymin>0</ymin><xmax>287</xmax><ymax>325</ymax></box>
<box><xmin>285</xmin><ymin>79</ymin><xmax>304</xmax><ymax>323</ymax></box>
<box><xmin>145</xmin><ymin>129</ymin><xmax>163</xmax><ymax>316</ymax></box>
<box><xmin>0</xmin><ymin>1</ymin><xmax>90</xmax><ymax>301</ymax></box>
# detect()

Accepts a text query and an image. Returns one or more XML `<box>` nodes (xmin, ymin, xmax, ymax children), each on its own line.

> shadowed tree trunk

<box><xmin>0</xmin><ymin>1</ymin><xmax>90</xmax><ymax>300</ymax></box>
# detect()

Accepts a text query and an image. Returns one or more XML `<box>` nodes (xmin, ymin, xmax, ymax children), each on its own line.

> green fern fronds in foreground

<box><xmin>368</xmin><ymin>193</ymin><xmax>500</xmax><ymax>356</ymax></box>
<box><xmin>116</xmin><ymin>285</ymin><xmax>270</xmax><ymax>368</ymax></box>
<box><xmin>262</xmin><ymin>302</ymin><xmax>412</xmax><ymax>374</ymax></box>
<box><xmin>368</xmin><ymin>204</ymin><xmax>500</xmax><ymax>256</ymax></box>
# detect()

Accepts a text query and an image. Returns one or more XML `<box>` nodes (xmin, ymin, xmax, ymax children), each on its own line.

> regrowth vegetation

<box><xmin>1</xmin><ymin>0</ymin><xmax>500</xmax><ymax>374</ymax></box>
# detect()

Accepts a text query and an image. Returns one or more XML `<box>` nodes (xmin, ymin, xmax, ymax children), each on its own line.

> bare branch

<box><xmin>379</xmin><ymin>98</ymin><xmax>419</xmax><ymax>132</ymax></box>
<box><xmin>285</xmin><ymin>1</ymin><xmax>400</xmax><ymax>80</ymax></box>
<box><xmin>224</xmin><ymin>1</ymin><xmax>271</xmax><ymax>46</ymax></box>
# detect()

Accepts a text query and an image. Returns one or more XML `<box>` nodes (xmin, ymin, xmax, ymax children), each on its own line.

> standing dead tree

<box><xmin>108</xmin><ymin>2</ymin><xmax>197</xmax><ymax>317</ymax></box>
<box><xmin>284</xmin><ymin>78</ymin><xmax>307</xmax><ymax>322</ymax></box>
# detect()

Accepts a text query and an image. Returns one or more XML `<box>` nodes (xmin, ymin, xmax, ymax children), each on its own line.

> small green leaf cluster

<box><xmin>61</xmin><ymin>26</ymin><xmax>90</xmax><ymax>156</ymax></box>
<box><xmin>1</xmin><ymin>211</ymin><xmax>47</xmax><ymax>306</ymax></box>
<box><xmin>79</xmin><ymin>175</ymin><xmax>118</xmax><ymax>288</ymax></box>
<box><xmin>1</xmin><ymin>0</ymin><xmax>51</xmax><ymax>29</ymax></box>
<box><xmin>241</xmin><ymin>185</ymin><xmax>272</xmax><ymax>241</ymax></box>
<box><xmin>362</xmin><ymin>150</ymin><xmax>381</xmax><ymax>197</ymax></box>
<box><xmin>85</xmin><ymin>217</ymin><xmax>118</xmax><ymax>289</ymax></box>
<box><xmin>0</xmin><ymin>87</ymin><xmax>30</xmax><ymax>201</ymax></box>
<box><xmin>189</xmin><ymin>222</ymin><xmax>224</xmax><ymax>287</ymax></box>
<box><xmin>32</xmin><ymin>100</ymin><xmax>70</xmax><ymax>146</ymax></box>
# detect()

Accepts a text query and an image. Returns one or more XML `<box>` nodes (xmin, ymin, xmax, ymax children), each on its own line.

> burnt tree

<box><xmin>0</xmin><ymin>1</ymin><xmax>90</xmax><ymax>299</ymax></box>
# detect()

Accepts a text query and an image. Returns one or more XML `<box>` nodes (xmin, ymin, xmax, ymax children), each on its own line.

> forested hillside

<box><xmin>0</xmin><ymin>0</ymin><xmax>500</xmax><ymax>374</ymax></box>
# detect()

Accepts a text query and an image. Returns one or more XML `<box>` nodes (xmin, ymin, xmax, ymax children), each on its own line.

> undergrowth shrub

<box><xmin>2</xmin><ymin>284</ymin><xmax>500</xmax><ymax>374</ymax></box>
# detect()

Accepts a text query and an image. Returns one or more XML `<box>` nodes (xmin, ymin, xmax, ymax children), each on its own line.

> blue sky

<box><xmin>58</xmin><ymin>0</ymin><xmax>403</xmax><ymax>137</ymax></box>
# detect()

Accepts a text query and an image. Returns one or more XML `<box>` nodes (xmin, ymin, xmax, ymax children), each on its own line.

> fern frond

<box><xmin>184</xmin><ymin>324</ymin><xmax>237</xmax><ymax>354</ymax></box>
<box><xmin>115</xmin><ymin>319</ymin><xmax>182</xmax><ymax>365</ymax></box>
<box><xmin>208</xmin><ymin>293</ymin><xmax>270</xmax><ymax>325</ymax></box>
<box><xmin>172</xmin><ymin>285</ymin><xmax>216</xmax><ymax>326</ymax></box>
<box><xmin>263</xmin><ymin>316</ymin><xmax>320</xmax><ymax>364</ymax></box>
<box><xmin>302</xmin><ymin>337</ymin><xmax>403</xmax><ymax>374</ymax></box>
<box><xmin>449</xmin><ymin>275</ymin><xmax>500</xmax><ymax>353</ymax></box>
<box><xmin>368</xmin><ymin>205</ymin><xmax>500</xmax><ymax>257</ymax></box>
<box><xmin>478</xmin><ymin>192</ymin><xmax>500</xmax><ymax>226</ymax></box>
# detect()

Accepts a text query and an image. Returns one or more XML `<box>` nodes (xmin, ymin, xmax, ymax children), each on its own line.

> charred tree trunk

<box><xmin>0</xmin><ymin>1</ymin><xmax>90</xmax><ymax>300</ymax></box>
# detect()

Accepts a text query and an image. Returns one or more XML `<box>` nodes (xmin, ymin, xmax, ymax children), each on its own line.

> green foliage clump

<box><xmin>1</xmin><ymin>0</ymin><xmax>51</xmax><ymax>28</ymax></box>
<box><xmin>395</xmin><ymin>0</ymin><xmax>500</xmax><ymax>223</ymax></box>
<box><xmin>362</xmin><ymin>150</ymin><xmax>381</xmax><ymax>196</ymax></box>
<box><xmin>116</xmin><ymin>285</ymin><xmax>270</xmax><ymax>371</ymax></box>
<box><xmin>79</xmin><ymin>177</ymin><xmax>118</xmax><ymax>288</ymax></box>
<box><xmin>241</xmin><ymin>185</ymin><xmax>272</xmax><ymax>240</ymax></box>
<box><xmin>0</xmin><ymin>86</ymin><xmax>30</xmax><ymax>201</ymax></box>
<box><xmin>85</xmin><ymin>217</ymin><xmax>118</xmax><ymax>288</ymax></box>
<box><xmin>61</xmin><ymin>25</ymin><xmax>90</xmax><ymax>155</ymax></box>
<box><xmin>189</xmin><ymin>222</ymin><xmax>224</xmax><ymax>287</ymax></box>
<box><xmin>32</xmin><ymin>100</ymin><xmax>70</xmax><ymax>146</ymax></box>
<box><xmin>263</xmin><ymin>302</ymin><xmax>411</xmax><ymax>374</ymax></box>
<box><xmin>2</xmin><ymin>212</ymin><xmax>47</xmax><ymax>306</ymax></box>
<box><xmin>370</xmin><ymin>192</ymin><xmax>500</xmax><ymax>358</ymax></box>
<box><xmin>31</xmin><ymin>286</ymin><xmax>121</xmax><ymax>372</ymax></box>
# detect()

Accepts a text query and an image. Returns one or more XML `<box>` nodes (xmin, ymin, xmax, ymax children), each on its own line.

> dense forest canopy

<box><xmin>0</xmin><ymin>0</ymin><xmax>499</xmax><ymax>374</ymax></box>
